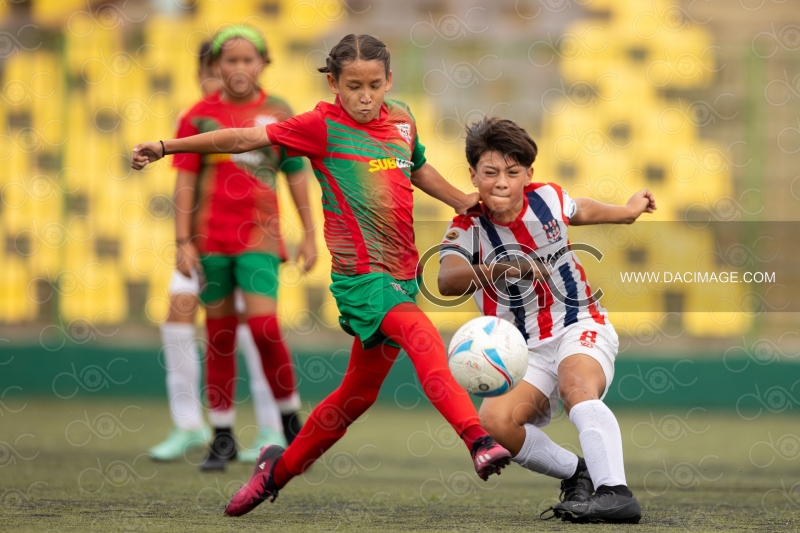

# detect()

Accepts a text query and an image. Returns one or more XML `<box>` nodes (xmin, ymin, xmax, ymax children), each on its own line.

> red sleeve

<box><xmin>265</xmin><ymin>105</ymin><xmax>326</xmax><ymax>159</ymax></box>
<box><xmin>171</xmin><ymin>110</ymin><xmax>202</xmax><ymax>173</ymax></box>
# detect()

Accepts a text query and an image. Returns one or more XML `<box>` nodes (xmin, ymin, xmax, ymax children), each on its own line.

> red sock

<box><xmin>380</xmin><ymin>303</ymin><xmax>487</xmax><ymax>449</ymax></box>
<box><xmin>273</xmin><ymin>339</ymin><xmax>399</xmax><ymax>488</ymax></box>
<box><xmin>205</xmin><ymin>315</ymin><xmax>238</xmax><ymax>414</ymax></box>
<box><xmin>247</xmin><ymin>315</ymin><xmax>297</xmax><ymax>410</ymax></box>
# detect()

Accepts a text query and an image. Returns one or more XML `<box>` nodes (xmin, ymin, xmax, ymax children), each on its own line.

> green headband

<box><xmin>211</xmin><ymin>26</ymin><xmax>266</xmax><ymax>57</ymax></box>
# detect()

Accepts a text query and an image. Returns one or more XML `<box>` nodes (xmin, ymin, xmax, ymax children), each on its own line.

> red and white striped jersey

<box><xmin>440</xmin><ymin>182</ymin><xmax>608</xmax><ymax>344</ymax></box>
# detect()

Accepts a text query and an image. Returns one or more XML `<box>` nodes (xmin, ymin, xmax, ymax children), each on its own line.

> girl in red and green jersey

<box><xmin>170</xmin><ymin>26</ymin><xmax>317</xmax><ymax>470</ymax></box>
<box><xmin>132</xmin><ymin>34</ymin><xmax>511</xmax><ymax>514</ymax></box>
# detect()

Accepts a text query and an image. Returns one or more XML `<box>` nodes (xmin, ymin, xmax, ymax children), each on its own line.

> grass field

<box><xmin>2</xmin><ymin>398</ymin><xmax>800</xmax><ymax>532</ymax></box>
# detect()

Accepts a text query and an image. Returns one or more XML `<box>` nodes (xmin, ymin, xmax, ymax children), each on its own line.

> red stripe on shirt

<box><xmin>450</xmin><ymin>214</ymin><xmax>474</xmax><ymax>231</ymax></box>
<box><xmin>315</xmin><ymin>165</ymin><xmax>371</xmax><ymax>275</ymax></box>
<box><xmin>508</xmin><ymin>206</ymin><xmax>551</xmax><ymax>338</ymax></box>
<box><xmin>571</xmin><ymin>253</ymin><xmax>605</xmax><ymax>325</ymax></box>
<box><xmin>483</xmin><ymin>284</ymin><xmax>498</xmax><ymax>317</ymax></box>
<box><xmin>508</xmin><ymin>218</ymin><xmax>538</xmax><ymax>253</ymax></box>
<box><xmin>533</xmin><ymin>279</ymin><xmax>554</xmax><ymax>339</ymax></box>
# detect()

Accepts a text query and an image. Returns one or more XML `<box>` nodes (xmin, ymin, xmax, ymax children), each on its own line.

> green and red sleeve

<box><xmin>265</xmin><ymin>106</ymin><xmax>327</xmax><ymax>159</ymax></box>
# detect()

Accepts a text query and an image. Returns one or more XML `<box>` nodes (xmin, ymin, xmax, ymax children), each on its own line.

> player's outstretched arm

<box><xmin>130</xmin><ymin>126</ymin><xmax>271</xmax><ymax>170</ymax></box>
<box><xmin>411</xmin><ymin>163</ymin><xmax>479</xmax><ymax>214</ymax></box>
<box><xmin>438</xmin><ymin>254</ymin><xmax>551</xmax><ymax>296</ymax></box>
<box><xmin>570</xmin><ymin>189</ymin><xmax>657</xmax><ymax>226</ymax></box>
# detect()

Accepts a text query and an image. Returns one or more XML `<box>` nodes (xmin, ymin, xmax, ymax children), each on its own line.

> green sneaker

<box><xmin>148</xmin><ymin>427</ymin><xmax>211</xmax><ymax>461</ymax></box>
<box><xmin>237</xmin><ymin>428</ymin><xmax>288</xmax><ymax>463</ymax></box>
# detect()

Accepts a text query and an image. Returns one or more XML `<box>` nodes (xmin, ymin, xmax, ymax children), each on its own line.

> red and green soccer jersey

<box><xmin>172</xmin><ymin>90</ymin><xmax>304</xmax><ymax>258</ymax></box>
<box><xmin>265</xmin><ymin>98</ymin><xmax>426</xmax><ymax>279</ymax></box>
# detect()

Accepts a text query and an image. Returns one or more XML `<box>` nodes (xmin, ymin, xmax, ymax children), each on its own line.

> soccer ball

<box><xmin>447</xmin><ymin>316</ymin><xmax>529</xmax><ymax>397</ymax></box>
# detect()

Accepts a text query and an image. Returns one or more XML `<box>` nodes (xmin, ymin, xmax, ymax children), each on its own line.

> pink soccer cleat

<box><xmin>471</xmin><ymin>435</ymin><xmax>512</xmax><ymax>480</ymax></box>
<box><xmin>224</xmin><ymin>445</ymin><xmax>284</xmax><ymax>517</ymax></box>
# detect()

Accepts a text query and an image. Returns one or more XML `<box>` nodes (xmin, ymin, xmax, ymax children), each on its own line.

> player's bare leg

<box><xmin>552</xmin><ymin>354</ymin><xmax>641</xmax><ymax>524</ymax></box>
<box><xmin>481</xmin><ymin>381</ymin><xmax>592</xmax><ymax>504</ymax></box>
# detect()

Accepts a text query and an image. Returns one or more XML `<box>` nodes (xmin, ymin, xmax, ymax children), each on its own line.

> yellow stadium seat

<box><xmin>0</xmin><ymin>257</ymin><xmax>37</xmax><ymax>322</ymax></box>
<box><xmin>33</xmin><ymin>0</ymin><xmax>89</xmax><ymax>25</ymax></box>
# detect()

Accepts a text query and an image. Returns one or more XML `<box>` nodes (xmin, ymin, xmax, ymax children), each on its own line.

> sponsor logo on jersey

<box><xmin>368</xmin><ymin>157</ymin><xmax>413</xmax><ymax>172</ymax></box>
<box><xmin>543</xmin><ymin>219</ymin><xmax>561</xmax><ymax>243</ymax></box>
<box><xmin>231</xmin><ymin>151</ymin><xmax>266</xmax><ymax>166</ymax></box>
<box><xmin>395</xmin><ymin>123</ymin><xmax>412</xmax><ymax>143</ymax></box>
<box><xmin>445</xmin><ymin>229</ymin><xmax>460</xmax><ymax>241</ymax></box>
<box><xmin>537</xmin><ymin>246</ymin><xmax>569</xmax><ymax>266</ymax></box>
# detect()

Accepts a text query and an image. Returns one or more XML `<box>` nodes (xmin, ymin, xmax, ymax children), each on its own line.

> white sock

<box><xmin>512</xmin><ymin>424</ymin><xmax>579</xmax><ymax>479</ymax></box>
<box><xmin>237</xmin><ymin>323</ymin><xmax>282</xmax><ymax>432</ymax></box>
<box><xmin>208</xmin><ymin>408</ymin><xmax>235</xmax><ymax>427</ymax></box>
<box><xmin>160</xmin><ymin>322</ymin><xmax>203</xmax><ymax>431</ymax></box>
<box><xmin>569</xmin><ymin>399</ymin><xmax>627</xmax><ymax>488</ymax></box>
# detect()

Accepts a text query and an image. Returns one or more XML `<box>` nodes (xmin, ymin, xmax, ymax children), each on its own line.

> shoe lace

<box><xmin>559</xmin><ymin>478</ymin><xmax>576</xmax><ymax>502</ymax></box>
<box><xmin>539</xmin><ymin>507</ymin><xmax>558</xmax><ymax>521</ymax></box>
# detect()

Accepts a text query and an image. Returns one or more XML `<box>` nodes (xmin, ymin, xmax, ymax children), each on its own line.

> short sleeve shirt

<box><xmin>265</xmin><ymin>98</ymin><xmax>426</xmax><ymax>279</ymax></box>
<box><xmin>173</xmin><ymin>90</ymin><xmax>304</xmax><ymax>257</ymax></box>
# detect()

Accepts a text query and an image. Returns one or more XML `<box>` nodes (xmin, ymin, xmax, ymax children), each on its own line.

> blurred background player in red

<box><xmin>170</xmin><ymin>26</ymin><xmax>317</xmax><ymax>471</ymax></box>
<box><xmin>148</xmin><ymin>39</ymin><xmax>297</xmax><ymax>464</ymax></box>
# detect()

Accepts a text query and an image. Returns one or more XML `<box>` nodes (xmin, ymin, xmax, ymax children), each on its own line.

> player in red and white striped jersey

<box><xmin>440</xmin><ymin>180</ymin><xmax>608</xmax><ymax>342</ymax></box>
<box><xmin>438</xmin><ymin>117</ymin><xmax>656</xmax><ymax>524</ymax></box>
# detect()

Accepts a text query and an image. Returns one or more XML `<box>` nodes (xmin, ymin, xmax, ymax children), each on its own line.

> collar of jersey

<box><xmin>333</xmin><ymin>95</ymin><xmax>389</xmax><ymax>124</ymax></box>
<box><xmin>481</xmin><ymin>194</ymin><xmax>529</xmax><ymax>227</ymax></box>
<box><xmin>212</xmin><ymin>88</ymin><xmax>267</xmax><ymax>108</ymax></box>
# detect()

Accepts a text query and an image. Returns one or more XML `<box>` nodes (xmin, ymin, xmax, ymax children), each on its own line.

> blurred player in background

<box><xmin>438</xmin><ymin>117</ymin><xmax>652</xmax><ymax>524</ymax></box>
<box><xmin>148</xmin><ymin>40</ymin><xmax>294</xmax><ymax>465</ymax></box>
<box><xmin>169</xmin><ymin>27</ymin><xmax>316</xmax><ymax>471</ymax></box>
<box><xmin>132</xmin><ymin>34</ymin><xmax>512</xmax><ymax>515</ymax></box>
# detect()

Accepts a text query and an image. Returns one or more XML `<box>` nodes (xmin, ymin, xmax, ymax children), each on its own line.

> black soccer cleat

<box><xmin>560</xmin><ymin>457</ymin><xmax>593</xmax><ymax>503</ymax></box>
<box><xmin>552</xmin><ymin>486</ymin><xmax>642</xmax><ymax>524</ymax></box>
<box><xmin>200</xmin><ymin>427</ymin><xmax>238</xmax><ymax>471</ymax></box>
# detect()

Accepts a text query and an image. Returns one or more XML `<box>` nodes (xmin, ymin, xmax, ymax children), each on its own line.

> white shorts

<box><xmin>168</xmin><ymin>269</ymin><xmax>200</xmax><ymax>296</ymax></box>
<box><xmin>522</xmin><ymin>321</ymin><xmax>618</xmax><ymax>428</ymax></box>
<box><xmin>168</xmin><ymin>269</ymin><xmax>246</xmax><ymax>314</ymax></box>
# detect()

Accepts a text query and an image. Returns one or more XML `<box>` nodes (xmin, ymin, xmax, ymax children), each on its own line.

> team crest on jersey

<box><xmin>445</xmin><ymin>229</ymin><xmax>460</xmax><ymax>241</ymax></box>
<box><xmin>395</xmin><ymin>123</ymin><xmax>412</xmax><ymax>144</ymax></box>
<box><xmin>543</xmin><ymin>220</ymin><xmax>561</xmax><ymax>243</ymax></box>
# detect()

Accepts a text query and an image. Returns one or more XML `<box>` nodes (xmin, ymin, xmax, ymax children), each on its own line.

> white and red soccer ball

<box><xmin>447</xmin><ymin>316</ymin><xmax>529</xmax><ymax>397</ymax></box>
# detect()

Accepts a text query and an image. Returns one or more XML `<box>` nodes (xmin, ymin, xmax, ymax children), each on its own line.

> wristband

<box><xmin>160</xmin><ymin>140</ymin><xmax>166</xmax><ymax>158</ymax></box>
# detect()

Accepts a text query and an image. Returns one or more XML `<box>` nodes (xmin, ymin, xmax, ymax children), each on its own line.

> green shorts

<box><xmin>199</xmin><ymin>252</ymin><xmax>280</xmax><ymax>304</ymax></box>
<box><xmin>330</xmin><ymin>273</ymin><xmax>420</xmax><ymax>349</ymax></box>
